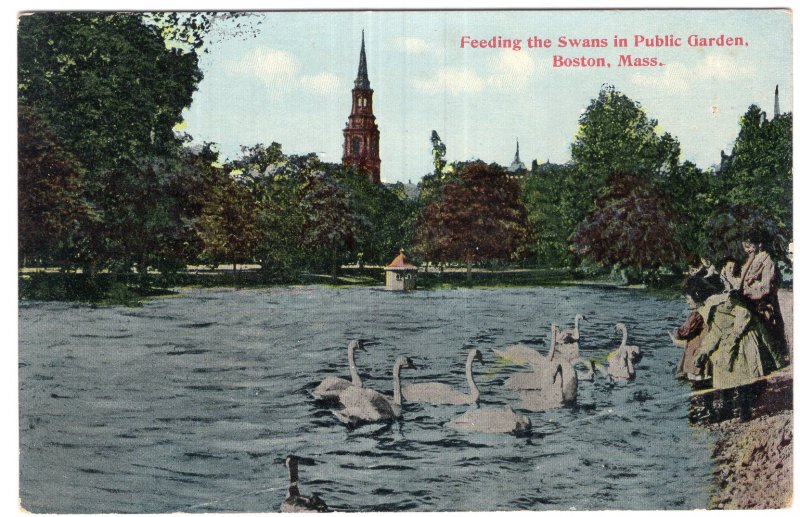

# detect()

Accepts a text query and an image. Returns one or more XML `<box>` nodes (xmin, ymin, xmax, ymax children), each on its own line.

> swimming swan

<box><xmin>311</xmin><ymin>340</ymin><xmax>366</xmax><ymax>402</ymax></box>
<box><xmin>403</xmin><ymin>349</ymin><xmax>483</xmax><ymax>405</ymax></box>
<box><xmin>504</xmin><ymin>324</ymin><xmax>558</xmax><ymax>391</ymax></box>
<box><xmin>446</xmin><ymin>405</ymin><xmax>531</xmax><ymax>434</ymax></box>
<box><xmin>280</xmin><ymin>455</ymin><xmax>328</xmax><ymax>513</ymax></box>
<box><xmin>332</xmin><ymin>356</ymin><xmax>415</xmax><ymax>426</ymax></box>
<box><xmin>607</xmin><ymin>323</ymin><xmax>642</xmax><ymax>381</ymax></box>
<box><xmin>516</xmin><ymin>361</ymin><xmax>578</xmax><ymax>411</ymax></box>
<box><xmin>555</xmin><ymin>314</ymin><xmax>586</xmax><ymax>363</ymax></box>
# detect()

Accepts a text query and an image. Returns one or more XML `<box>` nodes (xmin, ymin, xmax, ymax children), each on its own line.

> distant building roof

<box><xmin>386</xmin><ymin>249</ymin><xmax>418</xmax><ymax>270</ymax></box>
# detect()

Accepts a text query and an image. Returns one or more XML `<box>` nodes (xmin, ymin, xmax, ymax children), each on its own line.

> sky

<box><xmin>181</xmin><ymin>9</ymin><xmax>793</xmax><ymax>183</ymax></box>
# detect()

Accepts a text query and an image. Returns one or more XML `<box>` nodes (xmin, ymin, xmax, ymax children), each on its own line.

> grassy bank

<box><xmin>19</xmin><ymin>267</ymin><xmax>684</xmax><ymax>304</ymax></box>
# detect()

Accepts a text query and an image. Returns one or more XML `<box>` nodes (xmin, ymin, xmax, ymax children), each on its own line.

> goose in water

<box><xmin>607</xmin><ymin>323</ymin><xmax>642</xmax><ymax>381</ymax></box>
<box><xmin>555</xmin><ymin>314</ymin><xmax>587</xmax><ymax>363</ymax></box>
<box><xmin>311</xmin><ymin>340</ymin><xmax>366</xmax><ymax>402</ymax></box>
<box><xmin>516</xmin><ymin>361</ymin><xmax>578</xmax><ymax>411</ymax></box>
<box><xmin>403</xmin><ymin>349</ymin><xmax>483</xmax><ymax>405</ymax></box>
<box><xmin>332</xmin><ymin>356</ymin><xmax>415</xmax><ymax>426</ymax></box>
<box><xmin>504</xmin><ymin>324</ymin><xmax>558</xmax><ymax>391</ymax></box>
<box><xmin>280</xmin><ymin>455</ymin><xmax>328</xmax><ymax>513</ymax></box>
<box><xmin>447</xmin><ymin>405</ymin><xmax>531</xmax><ymax>434</ymax></box>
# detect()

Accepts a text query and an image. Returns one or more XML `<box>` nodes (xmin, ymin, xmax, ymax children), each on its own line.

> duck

<box><xmin>446</xmin><ymin>405</ymin><xmax>531</xmax><ymax>434</ymax></box>
<box><xmin>332</xmin><ymin>356</ymin><xmax>416</xmax><ymax>426</ymax></box>
<box><xmin>607</xmin><ymin>323</ymin><xmax>642</xmax><ymax>381</ymax></box>
<box><xmin>403</xmin><ymin>349</ymin><xmax>483</xmax><ymax>405</ymax></box>
<box><xmin>280</xmin><ymin>455</ymin><xmax>328</xmax><ymax>513</ymax></box>
<box><xmin>311</xmin><ymin>340</ymin><xmax>366</xmax><ymax>402</ymax></box>
<box><xmin>554</xmin><ymin>314</ymin><xmax>586</xmax><ymax>363</ymax></box>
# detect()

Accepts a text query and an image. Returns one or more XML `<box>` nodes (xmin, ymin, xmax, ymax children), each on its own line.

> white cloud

<box><xmin>487</xmin><ymin>50</ymin><xmax>536</xmax><ymax>91</ymax></box>
<box><xmin>229</xmin><ymin>48</ymin><xmax>299</xmax><ymax>93</ymax></box>
<box><xmin>396</xmin><ymin>36</ymin><xmax>432</xmax><ymax>54</ymax></box>
<box><xmin>300</xmin><ymin>72</ymin><xmax>344</xmax><ymax>96</ymax></box>
<box><xmin>412</xmin><ymin>68</ymin><xmax>485</xmax><ymax>94</ymax></box>
<box><xmin>229</xmin><ymin>47</ymin><xmax>343</xmax><ymax>97</ymax></box>
<box><xmin>630</xmin><ymin>54</ymin><xmax>754</xmax><ymax>93</ymax></box>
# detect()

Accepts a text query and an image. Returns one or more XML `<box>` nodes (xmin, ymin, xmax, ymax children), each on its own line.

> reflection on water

<box><xmin>19</xmin><ymin>286</ymin><xmax>712</xmax><ymax>512</ymax></box>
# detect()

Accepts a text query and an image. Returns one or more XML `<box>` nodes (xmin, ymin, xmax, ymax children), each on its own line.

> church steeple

<box><xmin>507</xmin><ymin>137</ymin><xmax>526</xmax><ymax>174</ymax></box>
<box><xmin>774</xmin><ymin>84</ymin><xmax>780</xmax><ymax>120</ymax></box>
<box><xmin>514</xmin><ymin>139</ymin><xmax>520</xmax><ymax>162</ymax></box>
<box><xmin>343</xmin><ymin>31</ymin><xmax>381</xmax><ymax>184</ymax></box>
<box><xmin>355</xmin><ymin>30</ymin><xmax>371</xmax><ymax>90</ymax></box>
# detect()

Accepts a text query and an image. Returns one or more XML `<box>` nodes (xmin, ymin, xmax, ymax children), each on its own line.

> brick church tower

<box><xmin>342</xmin><ymin>31</ymin><xmax>381</xmax><ymax>184</ymax></box>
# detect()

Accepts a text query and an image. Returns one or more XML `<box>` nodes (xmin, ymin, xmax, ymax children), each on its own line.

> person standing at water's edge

<box><xmin>738</xmin><ymin>236</ymin><xmax>787</xmax><ymax>362</ymax></box>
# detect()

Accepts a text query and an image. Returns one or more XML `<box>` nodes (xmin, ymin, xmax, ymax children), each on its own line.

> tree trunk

<box><xmin>331</xmin><ymin>249</ymin><xmax>339</xmax><ymax>282</ymax></box>
<box><xmin>467</xmin><ymin>262</ymin><xmax>473</xmax><ymax>283</ymax></box>
<box><xmin>233</xmin><ymin>263</ymin><xmax>238</xmax><ymax>287</ymax></box>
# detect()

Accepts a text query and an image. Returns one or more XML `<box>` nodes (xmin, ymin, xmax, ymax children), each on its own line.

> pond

<box><xmin>19</xmin><ymin>285</ymin><xmax>713</xmax><ymax>512</ymax></box>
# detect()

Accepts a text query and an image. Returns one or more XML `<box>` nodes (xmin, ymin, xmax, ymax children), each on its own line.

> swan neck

<box><xmin>287</xmin><ymin>460</ymin><xmax>299</xmax><ymax>498</ymax></box>
<box><xmin>392</xmin><ymin>361</ymin><xmax>403</xmax><ymax>406</ymax></box>
<box><xmin>466</xmin><ymin>353</ymin><xmax>479</xmax><ymax>402</ymax></box>
<box><xmin>547</xmin><ymin>325</ymin><xmax>556</xmax><ymax>361</ymax></box>
<box><xmin>620</xmin><ymin>326</ymin><xmax>628</xmax><ymax>348</ymax></box>
<box><xmin>348</xmin><ymin>343</ymin><xmax>361</xmax><ymax>387</ymax></box>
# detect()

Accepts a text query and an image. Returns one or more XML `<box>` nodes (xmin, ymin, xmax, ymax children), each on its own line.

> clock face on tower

<box><xmin>342</xmin><ymin>31</ymin><xmax>381</xmax><ymax>184</ymax></box>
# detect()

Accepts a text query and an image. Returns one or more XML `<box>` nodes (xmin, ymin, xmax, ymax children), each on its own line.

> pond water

<box><xmin>19</xmin><ymin>285</ymin><xmax>713</xmax><ymax>512</ymax></box>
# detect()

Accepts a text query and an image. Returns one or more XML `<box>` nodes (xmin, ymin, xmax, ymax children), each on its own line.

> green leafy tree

<box><xmin>570</xmin><ymin>85</ymin><xmax>681</xmax><ymax>224</ymax></box>
<box><xmin>521</xmin><ymin>162</ymin><xmax>577</xmax><ymax>267</ymax></box>
<box><xmin>413</xmin><ymin>161</ymin><xmax>533</xmax><ymax>272</ymax></box>
<box><xmin>570</xmin><ymin>173</ymin><xmax>684</xmax><ymax>276</ymax></box>
<box><xmin>717</xmin><ymin>105</ymin><xmax>792</xmax><ymax>243</ymax></box>
<box><xmin>18</xmin><ymin>12</ymin><xmax>206</xmax><ymax>278</ymax></box>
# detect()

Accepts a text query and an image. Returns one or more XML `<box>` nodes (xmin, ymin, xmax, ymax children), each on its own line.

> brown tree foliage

<box><xmin>570</xmin><ymin>172</ymin><xmax>684</xmax><ymax>270</ymax></box>
<box><xmin>413</xmin><ymin>161</ymin><xmax>533</xmax><ymax>265</ymax></box>
<box><xmin>18</xmin><ymin>104</ymin><xmax>93</xmax><ymax>265</ymax></box>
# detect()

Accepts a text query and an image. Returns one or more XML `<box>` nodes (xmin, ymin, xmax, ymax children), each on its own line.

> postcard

<box><xmin>17</xmin><ymin>8</ymin><xmax>793</xmax><ymax>512</ymax></box>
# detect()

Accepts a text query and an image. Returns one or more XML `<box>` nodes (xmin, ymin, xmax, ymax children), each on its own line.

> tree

<box><xmin>18</xmin><ymin>13</ymin><xmax>207</xmax><ymax>278</ymax></box>
<box><xmin>717</xmin><ymin>105</ymin><xmax>792</xmax><ymax>244</ymax></box>
<box><xmin>413</xmin><ymin>161</ymin><xmax>534</xmax><ymax>272</ymax></box>
<box><xmin>521</xmin><ymin>162</ymin><xmax>577</xmax><ymax>267</ymax></box>
<box><xmin>18</xmin><ymin>104</ymin><xmax>93</xmax><ymax>267</ymax></box>
<box><xmin>570</xmin><ymin>173</ymin><xmax>684</xmax><ymax>275</ymax></box>
<box><xmin>570</xmin><ymin>85</ymin><xmax>681</xmax><ymax>224</ymax></box>
<box><xmin>194</xmin><ymin>174</ymin><xmax>261</xmax><ymax>275</ymax></box>
<box><xmin>704</xmin><ymin>205</ymin><xmax>787</xmax><ymax>266</ymax></box>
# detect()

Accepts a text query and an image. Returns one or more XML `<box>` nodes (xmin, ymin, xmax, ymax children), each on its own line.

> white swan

<box><xmin>516</xmin><ymin>361</ymin><xmax>578</xmax><ymax>411</ymax></box>
<box><xmin>403</xmin><ymin>349</ymin><xmax>483</xmax><ymax>405</ymax></box>
<box><xmin>332</xmin><ymin>356</ymin><xmax>415</xmax><ymax>426</ymax></box>
<box><xmin>280</xmin><ymin>455</ymin><xmax>328</xmax><ymax>513</ymax></box>
<box><xmin>607</xmin><ymin>323</ymin><xmax>642</xmax><ymax>381</ymax></box>
<box><xmin>311</xmin><ymin>340</ymin><xmax>366</xmax><ymax>402</ymax></box>
<box><xmin>492</xmin><ymin>343</ymin><xmax>545</xmax><ymax>366</ymax></box>
<box><xmin>555</xmin><ymin>314</ymin><xmax>586</xmax><ymax>363</ymax></box>
<box><xmin>504</xmin><ymin>324</ymin><xmax>558</xmax><ymax>391</ymax></box>
<box><xmin>446</xmin><ymin>405</ymin><xmax>531</xmax><ymax>434</ymax></box>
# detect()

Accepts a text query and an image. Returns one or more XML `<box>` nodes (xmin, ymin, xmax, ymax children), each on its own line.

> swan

<box><xmin>280</xmin><ymin>455</ymin><xmax>328</xmax><ymax>513</ymax></box>
<box><xmin>311</xmin><ymin>340</ymin><xmax>366</xmax><ymax>401</ymax></box>
<box><xmin>504</xmin><ymin>324</ymin><xmax>558</xmax><ymax>391</ymax></box>
<box><xmin>332</xmin><ymin>356</ymin><xmax>416</xmax><ymax>426</ymax></box>
<box><xmin>516</xmin><ymin>361</ymin><xmax>578</xmax><ymax>411</ymax></box>
<box><xmin>403</xmin><ymin>349</ymin><xmax>484</xmax><ymax>405</ymax></box>
<box><xmin>555</xmin><ymin>314</ymin><xmax>586</xmax><ymax>363</ymax></box>
<box><xmin>492</xmin><ymin>343</ymin><xmax>546</xmax><ymax>366</ymax></box>
<box><xmin>607</xmin><ymin>323</ymin><xmax>642</xmax><ymax>381</ymax></box>
<box><xmin>446</xmin><ymin>405</ymin><xmax>531</xmax><ymax>434</ymax></box>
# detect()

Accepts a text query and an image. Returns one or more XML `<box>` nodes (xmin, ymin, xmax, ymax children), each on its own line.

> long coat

<box><xmin>696</xmin><ymin>293</ymin><xmax>783</xmax><ymax>390</ymax></box>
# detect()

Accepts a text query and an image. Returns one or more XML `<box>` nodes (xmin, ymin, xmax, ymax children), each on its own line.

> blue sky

<box><xmin>182</xmin><ymin>9</ymin><xmax>793</xmax><ymax>183</ymax></box>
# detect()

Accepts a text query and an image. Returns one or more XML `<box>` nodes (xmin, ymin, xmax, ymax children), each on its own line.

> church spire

<box><xmin>774</xmin><ymin>84</ymin><xmax>780</xmax><ymax>120</ymax></box>
<box><xmin>514</xmin><ymin>138</ymin><xmax>520</xmax><ymax>162</ymax></box>
<box><xmin>355</xmin><ymin>30</ymin><xmax>371</xmax><ymax>90</ymax></box>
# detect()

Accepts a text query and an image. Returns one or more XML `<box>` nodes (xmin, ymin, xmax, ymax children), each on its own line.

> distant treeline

<box><xmin>18</xmin><ymin>13</ymin><xmax>793</xmax><ymax>289</ymax></box>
